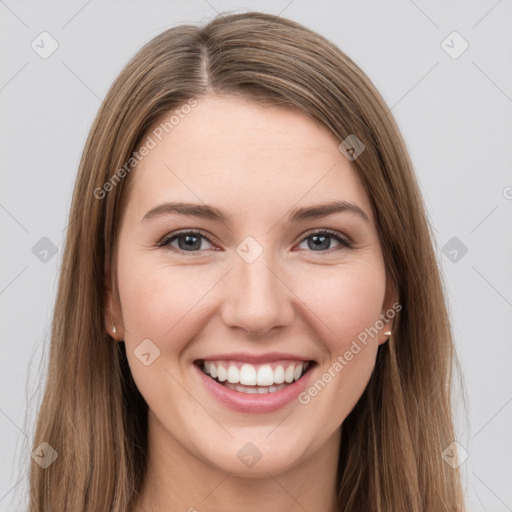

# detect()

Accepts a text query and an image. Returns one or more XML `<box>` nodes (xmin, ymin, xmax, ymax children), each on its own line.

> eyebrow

<box><xmin>142</xmin><ymin>200</ymin><xmax>370</xmax><ymax>225</ymax></box>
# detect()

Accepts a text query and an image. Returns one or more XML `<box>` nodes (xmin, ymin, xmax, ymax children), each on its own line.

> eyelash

<box><xmin>157</xmin><ymin>229</ymin><xmax>352</xmax><ymax>255</ymax></box>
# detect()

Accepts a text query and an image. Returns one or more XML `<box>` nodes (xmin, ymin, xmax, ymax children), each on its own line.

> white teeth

<box><xmin>227</xmin><ymin>365</ymin><xmax>240</xmax><ymax>384</ymax></box>
<box><xmin>223</xmin><ymin>381</ymin><xmax>289</xmax><ymax>394</ymax></box>
<box><xmin>284</xmin><ymin>364</ymin><xmax>295</xmax><ymax>383</ymax></box>
<box><xmin>217</xmin><ymin>365</ymin><xmax>227</xmax><ymax>382</ymax></box>
<box><xmin>239</xmin><ymin>364</ymin><xmax>257</xmax><ymax>385</ymax></box>
<box><xmin>273</xmin><ymin>365</ymin><xmax>285</xmax><ymax>384</ymax></box>
<box><xmin>200</xmin><ymin>360</ymin><xmax>309</xmax><ymax>387</ymax></box>
<box><xmin>256</xmin><ymin>365</ymin><xmax>274</xmax><ymax>386</ymax></box>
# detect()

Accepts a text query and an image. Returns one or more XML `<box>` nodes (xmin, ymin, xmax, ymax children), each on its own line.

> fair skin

<box><xmin>106</xmin><ymin>95</ymin><xmax>395</xmax><ymax>512</ymax></box>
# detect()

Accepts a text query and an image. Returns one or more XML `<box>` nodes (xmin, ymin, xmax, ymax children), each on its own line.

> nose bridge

<box><xmin>222</xmin><ymin>236</ymin><xmax>293</xmax><ymax>334</ymax></box>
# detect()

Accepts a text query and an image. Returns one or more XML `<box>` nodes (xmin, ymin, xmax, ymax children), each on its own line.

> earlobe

<box><xmin>378</xmin><ymin>325</ymin><xmax>393</xmax><ymax>346</ymax></box>
<box><xmin>378</xmin><ymin>298</ymin><xmax>397</xmax><ymax>345</ymax></box>
<box><xmin>104</xmin><ymin>290</ymin><xmax>119</xmax><ymax>340</ymax></box>
<box><xmin>104</xmin><ymin>275</ymin><xmax>124</xmax><ymax>341</ymax></box>
<box><xmin>106</xmin><ymin>295</ymin><xmax>125</xmax><ymax>341</ymax></box>
<box><xmin>378</xmin><ymin>280</ymin><xmax>399</xmax><ymax>346</ymax></box>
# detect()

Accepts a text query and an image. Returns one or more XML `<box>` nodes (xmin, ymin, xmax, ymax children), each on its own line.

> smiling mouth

<box><xmin>194</xmin><ymin>359</ymin><xmax>313</xmax><ymax>394</ymax></box>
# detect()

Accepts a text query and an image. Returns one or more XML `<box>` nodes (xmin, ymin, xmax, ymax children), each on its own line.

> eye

<box><xmin>296</xmin><ymin>230</ymin><xmax>351</xmax><ymax>252</ymax></box>
<box><xmin>157</xmin><ymin>228</ymin><xmax>351</xmax><ymax>255</ymax></box>
<box><xmin>157</xmin><ymin>230</ymin><xmax>215</xmax><ymax>254</ymax></box>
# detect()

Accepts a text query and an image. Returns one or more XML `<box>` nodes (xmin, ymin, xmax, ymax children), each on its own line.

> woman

<box><xmin>29</xmin><ymin>11</ymin><xmax>465</xmax><ymax>511</ymax></box>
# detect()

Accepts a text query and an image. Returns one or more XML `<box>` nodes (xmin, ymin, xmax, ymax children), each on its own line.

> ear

<box><xmin>104</xmin><ymin>268</ymin><xmax>125</xmax><ymax>341</ymax></box>
<box><xmin>377</xmin><ymin>276</ymin><xmax>400</xmax><ymax>346</ymax></box>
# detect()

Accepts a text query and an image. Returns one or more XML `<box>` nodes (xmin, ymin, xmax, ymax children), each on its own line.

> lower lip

<box><xmin>193</xmin><ymin>362</ymin><xmax>314</xmax><ymax>414</ymax></box>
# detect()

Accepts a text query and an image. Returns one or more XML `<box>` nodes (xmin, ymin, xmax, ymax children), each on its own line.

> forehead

<box><xmin>125</xmin><ymin>95</ymin><xmax>374</xmax><ymax>222</ymax></box>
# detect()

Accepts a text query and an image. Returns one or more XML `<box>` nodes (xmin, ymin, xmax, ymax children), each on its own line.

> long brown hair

<box><xmin>28</xmin><ymin>11</ymin><xmax>465</xmax><ymax>511</ymax></box>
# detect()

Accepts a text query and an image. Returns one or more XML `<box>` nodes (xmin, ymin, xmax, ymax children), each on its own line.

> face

<box><xmin>107</xmin><ymin>95</ymin><xmax>395</xmax><ymax>477</ymax></box>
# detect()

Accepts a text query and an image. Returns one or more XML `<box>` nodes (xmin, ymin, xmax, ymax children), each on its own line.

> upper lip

<box><xmin>196</xmin><ymin>352</ymin><xmax>313</xmax><ymax>364</ymax></box>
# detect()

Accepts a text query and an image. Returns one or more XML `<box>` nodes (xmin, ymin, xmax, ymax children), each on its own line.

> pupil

<box><xmin>179</xmin><ymin>235</ymin><xmax>200</xmax><ymax>251</ymax></box>
<box><xmin>309</xmin><ymin>234</ymin><xmax>329</xmax><ymax>251</ymax></box>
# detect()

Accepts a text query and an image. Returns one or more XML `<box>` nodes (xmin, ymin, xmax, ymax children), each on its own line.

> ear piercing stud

<box><xmin>384</xmin><ymin>330</ymin><xmax>391</xmax><ymax>336</ymax></box>
<box><xmin>111</xmin><ymin>295</ymin><xmax>117</xmax><ymax>334</ymax></box>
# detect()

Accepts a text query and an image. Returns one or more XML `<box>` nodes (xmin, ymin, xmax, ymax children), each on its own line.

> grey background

<box><xmin>1</xmin><ymin>1</ymin><xmax>511</xmax><ymax>510</ymax></box>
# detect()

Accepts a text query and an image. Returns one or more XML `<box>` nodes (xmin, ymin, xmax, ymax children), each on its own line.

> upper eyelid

<box><xmin>159</xmin><ymin>229</ymin><xmax>216</xmax><ymax>245</ymax></box>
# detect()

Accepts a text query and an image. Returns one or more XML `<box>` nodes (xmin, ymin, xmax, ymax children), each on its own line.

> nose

<box><xmin>221</xmin><ymin>247</ymin><xmax>294</xmax><ymax>336</ymax></box>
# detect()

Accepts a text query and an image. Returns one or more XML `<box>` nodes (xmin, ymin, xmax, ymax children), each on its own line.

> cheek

<box><xmin>117</xmin><ymin>250</ymin><xmax>213</xmax><ymax>343</ymax></box>
<box><xmin>292</xmin><ymin>260</ymin><xmax>385</xmax><ymax>410</ymax></box>
<box><xmin>116</xmin><ymin>255</ymin><xmax>212</xmax><ymax>405</ymax></box>
<box><xmin>293</xmin><ymin>260</ymin><xmax>386</xmax><ymax>350</ymax></box>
